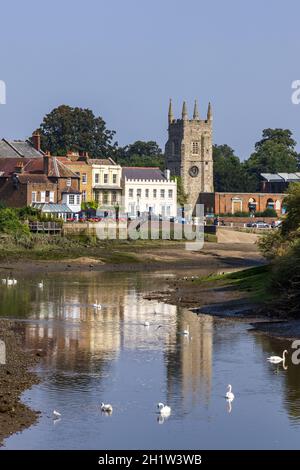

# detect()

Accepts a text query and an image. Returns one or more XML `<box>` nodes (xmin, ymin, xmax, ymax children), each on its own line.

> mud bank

<box><xmin>0</xmin><ymin>320</ymin><xmax>40</xmax><ymax>446</ymax></box>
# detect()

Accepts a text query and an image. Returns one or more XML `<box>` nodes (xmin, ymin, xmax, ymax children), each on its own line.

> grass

<box><xmin>193</xmin><ymin>265</ymin><xmax>273</xmax><ymax>302</ymax></box>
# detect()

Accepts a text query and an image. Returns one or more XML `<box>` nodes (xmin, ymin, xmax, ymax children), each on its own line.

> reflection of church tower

<box><xmin>165</xmin><ymin>99</ymin><xmax>214</xmax><ymax>213</ymax></box>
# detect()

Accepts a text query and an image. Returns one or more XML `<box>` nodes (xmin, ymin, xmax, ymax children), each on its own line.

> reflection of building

<box><xmin>165</xmin><ymin>311</ymin><xmax>213</xmax><ymax>409</ymax></box>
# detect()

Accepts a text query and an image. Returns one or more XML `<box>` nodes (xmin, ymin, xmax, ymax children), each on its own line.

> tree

<box><xmin>245</xmin><ymin>129</ymin><xmax>299</xmax><ymax>189</ymax></box>
<box><xmin>213</xmin><ymin>144</ymin><xmax>256</xmax><ymax>192</ymax></box>
<box><xmin>114</xmin><ymin>140</ymin><xmax>164</xmax><ymax>168</ymax></box>
<box><xmin>33</xmin><ymin>105</ymin><xmax>117</xmax><ymax>157</ymax></box>
<box><xmin>171</xmin><ymin>176</ymin><xmax>188</xmax><ymax>206</ymax></box>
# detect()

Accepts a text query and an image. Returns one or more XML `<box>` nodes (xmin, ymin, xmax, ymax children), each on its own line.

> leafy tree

<box><xmin>33</xmin><ymin>105</ymin><xmax>117</xmax><ymax>157</ymax></box>
<box><xmin>213</xmin><ymin>144</ymin><xmax>256</xmax><ymax>192</ymax></box>
<box><xmin>281</xmin><ymin>182</ymin><xmax>300</xmax><ymax>235</ymax></box>
<box><xmin>0</xmin><ymin>208</ymin><xmax>30</xmax><ymax>235</ymax></box>
<box><xmin>245</xmin><ymin>129</ymin><xmax>299</xmax><ymax>189</ymax></box>
<box><xmin>114</xmin><ymin>141</ymin><xmax>164</xmax><ymax>168</ymax></box>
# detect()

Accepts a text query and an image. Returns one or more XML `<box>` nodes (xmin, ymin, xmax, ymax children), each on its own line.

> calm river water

<box><xmin>0</xmin><ymin>270</ymin><xmax>300</xmax><ymax>449</ymax></box>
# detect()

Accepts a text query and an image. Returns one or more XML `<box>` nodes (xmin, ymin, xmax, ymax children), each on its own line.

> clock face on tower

<box><xmin>189</xmin><ymin>165</ymin><xmax>199</xmax><ymax>177</ymax></box>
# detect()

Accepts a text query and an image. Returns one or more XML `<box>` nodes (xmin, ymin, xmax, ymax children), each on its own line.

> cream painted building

<box><xmin>122</xmin><ymin>167</ymin><xmax>177</xmax><ymax>217</ymax></box>
<box><xmin>89</xmin><ymin>158</ymin><xmax>122</xmax><ymax>207</ymax></box>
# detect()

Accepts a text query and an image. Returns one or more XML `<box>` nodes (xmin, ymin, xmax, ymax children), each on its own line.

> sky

<box><xmin>1</xmin><ymin>0</ymin><xmax>300</xmax><ymax>159</ymax></box>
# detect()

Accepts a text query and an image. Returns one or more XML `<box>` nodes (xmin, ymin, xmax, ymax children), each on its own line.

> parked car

<box><xmin>271</xmin><ymin>220</ymin><xmax>283</xmax><ymax>229</ymax></box>
<box><xmin>246</xmin><ymin>222</ymin><xmax>256</xmax><ymax>228</ymax></box>
<box><xmin>253</xmin><ymin>221</ymin><xmax>270</xmax><ymax>229</ymax></box>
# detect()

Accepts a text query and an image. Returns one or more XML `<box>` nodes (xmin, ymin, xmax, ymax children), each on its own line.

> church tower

<box><xmin>165</xmin><ymin>99</ymin><xmax>214</xmax><ymax>214</ymax></box>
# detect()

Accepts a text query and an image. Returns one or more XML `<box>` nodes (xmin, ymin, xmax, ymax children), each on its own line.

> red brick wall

<box><xmin>54</xmin><ymin>178</ymin><xmax>80</xmax><ymax>203</ymax></box>
<box><xmin>200</xmin><ymin>192</ymin><xmax>285</xmax><ymax>215</ymax></box>
<box><xmin>0</xmin><ymin>179</ymin><xmax>57</xmax><ymax>207</ymax></box>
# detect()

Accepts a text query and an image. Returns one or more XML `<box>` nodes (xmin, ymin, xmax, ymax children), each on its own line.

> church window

<box><xmin>192</xmin><ymin>142</ymin><xmax>199</xmax><ymax>154</ymax></box>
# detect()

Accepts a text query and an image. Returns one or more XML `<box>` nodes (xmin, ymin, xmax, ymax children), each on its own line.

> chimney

<box><xmin>43</xmin><ymin>154</ymin><xmax>50</xmax><ymax>175</ymax></box>
<box><xmin>164</xmin><ymin>169</ymin><xmax>171</xmax><ymax>181</ymax></box>
<box><xmin>14</xmin><ymin>161</ymin><xmax>24</xmax><ymax>174</ymax></box>
<box><xmin>32</xmin><ymin>131</ymin><xmax>41</xmax><ymax>151</ymax></box>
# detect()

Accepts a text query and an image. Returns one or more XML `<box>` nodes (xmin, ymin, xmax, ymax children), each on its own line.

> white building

<box><xmin>89</xmin><ymin>158</ymin><xmax>122</xmax><ymax>206</ymax></box>
<box><xmin>61</xmin><ymin>189</ymin><xmax>82</xmax><ymax>214</ymax></box>
<box><xmin>122</xmin><ymin>167</ymin><xmax>177</xmax><ymax>217</ymax></box>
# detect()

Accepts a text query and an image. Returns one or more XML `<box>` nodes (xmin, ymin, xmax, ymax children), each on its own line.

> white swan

<box><xmin>182</xmin><ymin>325</ymin><xmax>189</xmax><ymax>336</ymax></box>
<box><xmin>1</xmin><ymin>279</ymin><xmax>7</xmax><ymax>284</ymax></box>
<box><xmin>53</xmin><ymin>410</ymin><xmax>61</xmax><ymax>418</ymax></box>
<box><xmin>101</xmin><ymin>402</ymin><xmax>113</xmax><ymax>413</ymax></box>
<box><xmin>38</xmin><ymin>281</ymin><xmax>44</xmax><ymax>288</ymax></box>
<box><xmin>92</xmin><ymin>301</ymin><xmax>102</xmax><ymax>309</ymax></box>
<box><xmin>7</xmin><ymin>278</ymin><xmax>16</xmax><ymax>286</ymax></box>
<box><xmin>267</xmin><ymin>350</ymin><xmax>287</xmax><ymax>364</ymax></box>
<box><xmin>225</xmin><ymin>384</ymin><xmax>235</xmax><ymax>400</ymax></box>
<box><xmin>157</xmin><ymin>402</ymin><xmax>171</xmax><ymax>416</ymax></box>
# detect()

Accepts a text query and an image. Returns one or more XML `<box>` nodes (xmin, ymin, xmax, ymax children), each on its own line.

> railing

<box><xmin>29</xmin><ymin>222</ymin><xmax>62</xmax><ymax>233</ymax></box>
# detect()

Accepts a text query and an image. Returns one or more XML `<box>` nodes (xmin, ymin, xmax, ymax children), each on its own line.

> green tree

<box><xmin>114</xmin><ymin>141</ymin><xmax>164</xmax><ymax>168</ymax></box>
<box><xmin>245</xmin><ymin>129</ymin><xmax>299</xmax><ymax>189</ymax></box>
<box><xmin>213</xmin><ymin>144</ymin><xmax>256</xmax><ymax>192</ymax></box>
<box><xmin>171</xmin><ymin>176</ymin><xmax>188</xmax><ymax>206</ymax></box>
<box><xmin>33</xmin><ymin>105</ymin><xmax>117</xmax><ymax>157</ymax></box>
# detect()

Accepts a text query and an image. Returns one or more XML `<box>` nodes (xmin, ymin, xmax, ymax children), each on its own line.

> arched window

<box><xmin>266</xmin><ymin>198</ymin><xmax>274</xmax><ymax>209</ymax></box>
<box><xmin>248</xmin><ymin>198</ymin><xmax>257</xmax><ymax>213</ymax></box>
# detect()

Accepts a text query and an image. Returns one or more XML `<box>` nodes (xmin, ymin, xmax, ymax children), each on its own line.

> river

<box><xmin>0</xmin><ymin>270</ymin><xmax>300</xmax><ymax>449</ymax></box>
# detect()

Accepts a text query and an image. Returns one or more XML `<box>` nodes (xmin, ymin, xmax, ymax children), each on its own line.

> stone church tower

<box><xmin>165</xmin><ymin>99</ymin><xmax>214</xmax><ymax>214</ymax></box>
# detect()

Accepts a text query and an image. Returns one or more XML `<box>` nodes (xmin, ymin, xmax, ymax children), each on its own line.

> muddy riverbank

<box><xmin>0</xmin><ymin>320</ymin><xmax>40</xmax><ymax>445</ymax></box>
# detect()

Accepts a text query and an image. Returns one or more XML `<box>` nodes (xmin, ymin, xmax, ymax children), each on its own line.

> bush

<box><xmin>0</xmin><ymin>208</ymin><xmax>30</xmax><ymax>236</ymax></box>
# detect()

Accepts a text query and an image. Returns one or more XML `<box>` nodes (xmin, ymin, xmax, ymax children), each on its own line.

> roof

<box><xmin>0</xmin><ymin>139</ymin><xmax>44</xmax><ymax>158</ymax></box>
<box><xmin>261</xmin><ymin>172</ymin><xmax>300</xmax><ymax>182</ymax></box>
<box><xmin>32</xmin><ymin>203</ymin><xmax>71</xmax><ymax>213</ymax></box>
<box><xmin>47</xmin><ymin>157</ymin><xmax>79</xmax><ymax>178</ymax></box>
<box><xmin>87</xmin><ymin>158</ymin><xmax>118</xmax><ymax>166</ymax></box>
<box><xmin>17</xmin><ymin>174</ymin><xmax>52</xmax><ymax>184</ymax></box>
<box><xmin>61</xmin><ymin>187</ymin><xmax>81</xmax><ymax>194</ymax></box>
<box><xmin>122</xmin><ymin>167</ymin><xmax>167</xmax><ymax>181</ymax></box>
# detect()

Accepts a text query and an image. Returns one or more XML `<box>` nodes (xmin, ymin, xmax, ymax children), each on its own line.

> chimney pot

<box><xmin>32</xmin><ymin>131</ymin><xmax>41</xmax><ymax>151</ymax></box>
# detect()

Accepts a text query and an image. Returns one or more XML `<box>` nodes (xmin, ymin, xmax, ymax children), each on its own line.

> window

<box><xmin>168</xmin><ymin>189</ymin><xmax>173</xmax><ymax>198</ymax></box>
<box><xmin>113</xmin><ymin>174</ymin><xmax>117</xmax><ymax>184</ymax></box>
<box><xmin>95</xmin><ymin>173</ymin><xmax>99</xmax><ymax>184</ymax></box>
<box><xmin>160</xmin><ymin>189</ymin><xmax>165</xmax><ymax>198</ymax></box>
<box><xmin>112</xmin><ymin>191</ymin><xmax>117</xmax><ymax>203</ymax></box>
<box><xmin>82</xmin><ymin>190</ymin><xmax>86</xmax><ymax>202</ymax></box>
<box><xmin>82</xmin><ymin>173</ymin><xmax>87</xmax><ymax>184</ymax></box>
<box><xmin>104</xmin><ymin>174</ymin><xmax>108</xmax><ymax>184</ymax></box>
<box><xmin>66</xmin><ymin>178</ymin><xmax>71</xmax><ymax>187</ymax></box>
<box><xmin>145</xmin><ymin>189</ymin><xmax>149</xmax><ymax>198</ymax></box>
<box><xmin>192</xmin><ymin>142</ymin><xmax>199</xmax><ymax>154</ymax></box>
<box><xmin>103</xmin><ymin>191</ymin><xmax>108</xmax><ymax>204</ymax></box>
<box><xmin>153</xmin><ymin>189</ymin><xmax>157</xmax><ymax>198</ymax></box>
<box><xmin>31</xmin><ymin>191</ymin><xmax>36</xmax><ymax>203</ymax></box>
<box><xmin>137</xmin><ymin>188</ymin><xmax>141</xmax><ymax>198</ymax></box>
<box><xmin>40</xmin><ymin>191</ymin><xmax>46</xmax><ymax>202</ymax></box>
<box><xmin>129</xmin><ymin>188</ymin><xmax>134</xmax><ymax>198</ymax></box>
<box><xmin>94</xmin><ymin>191</ymin><xmax>99</xmax><ymax>203</ymax></box>
<box><xmin>76</xmin><ymin>195</ymin><xmax>80</xmax><ymax>205</ymax></box>
<box><xmin>49</xmin><ymin>191</ymin><xmax>54</xmax><ymax>202</ymax></box>
<box><xmin>69</xmin><ymin>194</ymin><xmax>75</xmax><ymax>205</ymax></box>
<box><xmin>166</xmin><ymin>206</ymin><xmax>171</xmax><ymax>216</ymax></box>
<box><xmin>172</xmin><ymin>140</ymin><xmax>179</xmax><ymax>156</ymax></box>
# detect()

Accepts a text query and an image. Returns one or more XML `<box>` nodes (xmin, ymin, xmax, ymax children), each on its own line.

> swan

<box><xmin>38</xmin><ymin>281</ymin><xmax>44</xmax><ymax>288</ymax></box>
<box><xmin>53</xmin><ymin>410</ymin><xmax>61</xmax><ymax>418</ymax></box>
<box><xmin>267</xmin><ymin>350</ymin><xmax>287</xmax><ymax>364</ymax></box>
<box><xmin>225</xmin><ymin>384</ymin><xmax>235</xmax><ymax>400</ymax></box>
<box><xmin>101</xmin><ymin>402</ymin><xmax>113</xmax><ymax>413</ymax></box>
<box><xmin>157</xmin><ymin>402</ymin><xmax>171</xmax><ymax>416</ymax></box>
<box><xmin>182</xmin><ymin>325</ymin><xmax>189</xmax><ymax>336</ymax></box>
<box><xmin>92</xmin><ymin>301</ymin><xmax>102</xmax><ymax>309</ymax></box>
<box><xmin>13</xmin><ymin>279</ymin><xmax>17</xmax><ymax>285</ymax></box>
<box><xmin>1</xmin><ymin>279</ymin><xmax>7</xmax><ymax>284</ymax></box>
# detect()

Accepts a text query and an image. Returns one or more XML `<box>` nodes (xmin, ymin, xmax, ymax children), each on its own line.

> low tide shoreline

<box><xmin>0</xmin><ymin>320</ymin><xmax>40</xmax><ymax>446</ymax></box>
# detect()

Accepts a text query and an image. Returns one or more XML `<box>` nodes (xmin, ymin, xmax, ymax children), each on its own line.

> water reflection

<box><xmin>1</xmin><ymin>272</ymin><xmax>300</xmax><ymax>449</ymax></box>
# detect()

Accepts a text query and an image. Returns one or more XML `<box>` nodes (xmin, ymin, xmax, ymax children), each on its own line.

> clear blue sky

<box><xmin>1</xmin><ymin>0</ymin><xmax>300</xmax><ymax>159</ymax></box>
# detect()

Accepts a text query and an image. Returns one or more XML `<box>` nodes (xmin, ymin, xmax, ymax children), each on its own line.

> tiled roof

<box><xmin>122</xmin><ymin>167</ymin><xmax>167</xmax><ymax>181</ymax></box>
<box><xmin>87</xmin><ymin>158</ymin><xmax>118</xmax><ymax>166</ymax></box>
<box><xmin>61</xmin><ymin>187</ymin><xmax>81</xmax><ymax>194</ymax></box>
<box><xmin>0</xmin><ymin>139</ymin><xmax>44</xmax><ymax>157</ymax></box>
<box><xmin>47</xmin><ymin>157</ymin><xmax>79</xmax><ymax>178</ymax></box>
<box><xmin>17</xmin><ymin>174</ymin><xmax>51</xmax><ymax>184</ymax></box>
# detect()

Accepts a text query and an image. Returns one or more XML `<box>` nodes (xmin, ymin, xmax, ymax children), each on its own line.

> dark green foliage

<box><xmin>33</xmin><ymin>105</ymin><xmax>117</xmax><ymax>157</ymax></box>
<box><xmin>0</xmin><ymin>208</ymin><xmax>30</xmax><ymax>235</ymax></box>
<box><xmin>114</xmin><ymin>140</ymin><xmax>164</xmax><ymax>168</ymax></box>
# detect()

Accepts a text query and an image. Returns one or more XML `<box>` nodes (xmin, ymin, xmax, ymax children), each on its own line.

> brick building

<box><xmin>200</xmin><ymin>192</ymin><xmax>286</xmax><ymax>216</ymax></box>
